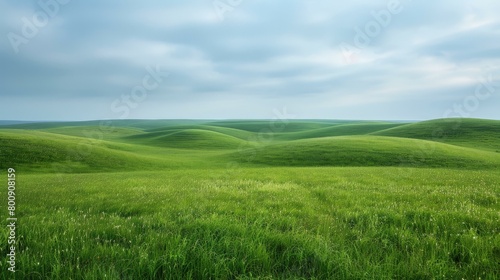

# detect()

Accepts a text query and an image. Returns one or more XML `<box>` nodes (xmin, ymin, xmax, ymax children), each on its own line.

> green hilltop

<box><xmin>125</xmin><ymin>129</ymin><xmax>248</xmax><ymax>150</ymax></box>
<box><xmin>229</xmin><ymin>135</ymin><xmax>500</xmax><ymax>169</ymax></box>
<box><xmin>372</xmin><ymin>118</ymin><xmax>500</xmax><ymax>151</ymax></box>
<box><xmin>1</xmin><ymin>118</ymin><xmax>500</xmax><ymax>172</ymax></box>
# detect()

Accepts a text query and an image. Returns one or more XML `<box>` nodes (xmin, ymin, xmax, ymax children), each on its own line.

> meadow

<box><xmin>0</xmin><ymin>118</ymin><xmax>499</xmax><ymax>279</ymax></box>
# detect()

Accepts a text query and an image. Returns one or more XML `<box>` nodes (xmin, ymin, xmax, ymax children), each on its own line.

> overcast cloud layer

<box><xmin>1</xmin><ymin>0</ymin><xmax>499</xmax><ymax>121</ymax></box>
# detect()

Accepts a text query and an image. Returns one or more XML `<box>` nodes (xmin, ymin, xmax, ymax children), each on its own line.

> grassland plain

<box><xmin>0</xmin><ymin>118</ymin><xmax>499</xmax><ymax>279</ymax></box>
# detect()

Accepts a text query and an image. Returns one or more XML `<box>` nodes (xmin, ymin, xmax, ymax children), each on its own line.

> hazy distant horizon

<box><xmin>3</xmin><ymin>117</ymin><xmax>500</xmax><ymax>126</ymax></box>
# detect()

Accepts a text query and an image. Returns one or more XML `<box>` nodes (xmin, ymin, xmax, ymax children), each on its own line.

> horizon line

<box><xmin>1</xmin><ymin>117</ymin><xmax>500</xmax><ymax>123</ymax></box>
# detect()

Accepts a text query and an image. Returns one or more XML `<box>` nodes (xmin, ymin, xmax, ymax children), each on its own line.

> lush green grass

<box><xmin>0</xmin><ymin>119</ymin><xmax>209</xmax><ymax>130</ymax></box>
<box><xmin>0</xmin><ymin>129</ymin><xmax>230</xmax><ymax>172</ymax></box>
<box><xmin>0</xmin><ymin>118</ymin><xmax>499</xmax><ymax>279</ymax></box>
<box><xmin>2</xmin><ymin>168</ymin><xmax>499</xmax><ymax>279</ymax></box>
<box><xmin>230</xmin><ymin>135</ymin><xmax>500</xmax><ymax>168</ymax></box>
<box><xmin>203</xmin><ymin>120</ymin><xmax>341</xmax><ymax>133</ymax></box>
<box><xmin>0</xmin><ymin>130</ymin><xmax>157</xmax><ymax>173</ymax></box>
<box><xmin>125</xmin><ymin>129</ymin><xmax>249</xmax><ymax>150</ymax></box>
<box><xmin>373</xmin><ymin>118</ymin><xmax>500</xmax><ymax>151</ymax></box>
<box><xmin>144</xmin><ymin>125</ymin><xmax>255</xmax><ymax>140</ymax></box>
<box><xmin>273</xmin><ymin>122</ymin><xmax>404</xmax><ymax>141</ymax></box>
<box><xmin>41</xmin><ymin>126</ymin><xmax>145</xmax><ymax>140</ymax></box>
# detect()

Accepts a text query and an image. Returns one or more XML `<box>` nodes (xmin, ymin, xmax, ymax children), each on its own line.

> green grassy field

<box><xmin>1</xmin><ymin>118</ymin><xmax>499</xmax><ymax>279</ymax></box>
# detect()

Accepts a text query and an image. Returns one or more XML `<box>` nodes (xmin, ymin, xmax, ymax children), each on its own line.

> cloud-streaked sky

<box><xmin>1</xmin><ymin>0</ymin><xmax>499</xmax><ymax>121</ymax></box>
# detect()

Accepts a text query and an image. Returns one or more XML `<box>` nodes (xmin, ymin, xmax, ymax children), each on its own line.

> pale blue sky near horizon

<box><xmin>0</xmin><ymin>0</ymin><xmax>499</xmax><ymax>121</ymax></box>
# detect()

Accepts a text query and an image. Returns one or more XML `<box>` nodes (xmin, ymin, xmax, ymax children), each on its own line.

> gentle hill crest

<box><xmin>229</xmin><ymin>135</ymin><xmax>500</xmax><ymax>168</ymax></box>
<box><xmin>0</xmin><ymin>130</ymin><xmax>161</xmax><ymax>172</ymax></box>
<box><xmin>372</xmin><ymin>118</ymin><xmax>500</xmax><ymax>151</ymax></box>
<box><xmin>1</xmin><ymin>118</ymin><xmax>499</xmax><ymax>170</ymax></box>
<box><xmin>273</xmin><ymin>122</ymin><xmax>405</xmax><ymax>141</ymax></box>
<box><xmin>125</xmin><ymin>129</ymin><xmax>248</xmax><ymax>150</ymax></box>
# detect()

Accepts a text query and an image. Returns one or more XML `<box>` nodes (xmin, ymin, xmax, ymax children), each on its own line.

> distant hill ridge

<box><xmin>1</xmin><ymin>118</ymin><xmax>499</xmax><ymax>172</ymax></box>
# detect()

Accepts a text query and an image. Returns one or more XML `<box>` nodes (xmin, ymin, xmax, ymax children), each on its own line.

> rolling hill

<box><xmin>1</xmin><ymin>118</ymin><xmax>499</xmax><ymax>171</ymax></box>
<box><xmin>0</xmin><ymin>119</ymin><xmax>209</xmax><ymax>130</ymax></box>
<box><xmin>204</xmin><ymin>120</ymin><xmax>342</xmax><ymax>133</ymax></box>
<box><xmin>229</xmin><ymin>135</ymin><xmax>500</xmax><ymax>168</ymax></box>
<box><xmin>125</xmin><ymin>129</ymin><xmax>249</xmax><ymax>150</ymax></box>
<box><xmin>372</xmin><ymin>118</ymin><xmax>500</xmax><ymax>151</ymax></box>
<box><xmin>144</xmin><ymin>125</ymin><xmax>255</xmax><ymax>140</ymax></box>
<box><xmin>0</xmin><ymin>130</ymin><xmax>161</xmax><ymax>172</ymax></box>
<box><xmin>1</xmin><ymin>118</ymin><xmax>499</xmax><ymax>279</ymax></box>
<box><xmin>41</xmin><ymin>126</ymin><xmax>144</xmax><ymax>140</ymax></box>
<box><xmin>273</xmin><ymin>122</ymin><xmax>405</xmax><ymax>141</ymax></box>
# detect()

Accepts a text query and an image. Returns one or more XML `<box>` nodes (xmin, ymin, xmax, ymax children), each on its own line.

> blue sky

<box><xmin>1</xmin><ymin>0</ymin><xmax>499</xmax><ymax>121</ymax></box>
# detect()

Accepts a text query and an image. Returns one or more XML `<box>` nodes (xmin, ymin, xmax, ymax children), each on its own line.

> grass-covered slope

<box><xmin>125</xmin><ymin>129</ymin><xmax>248</xmax><ymax>150</ymax></box>
<box><xmin>274</xmin><ymin>122</ymin><xmax>405</xmax><ymax>140</ymax></box>
<box><xmin>205</xmin><ymin>120</ymin><xmax>341</xmax><ymax>132</ymax></box>
<box><xmin>0</xmin><ymin>119</ymin><xmax>209</xmax><ymax>130</ymax></box>
<box><xmin>2</xmin><ymin>118</ymin><xmax>500</xmax><ymax>170</ymax></box>
<box><xmin>230</xmin><ymin>135</ymin><xmax>500</xmax><ymax>168</ymax></box>
<box><xmin>0</xmin><ymin>130</ymin><xmax>159</xmax><ymax>172</ymax></box>
<box><xmin>41</xmin><ymin>126</ymin><xmax>144</xmax><ymax>140</ymax></box>
<box><xmin>0</xmin><ymin>118</ymin><xmax>499</xmax><ymax>279</ymax></box>
<box><xmin>144</xmin><ymin>125</ymin><xmax>255</xmax><ymax>140</ymax></box>
<box><xmin>372</xmin><ymin>118</ymin><xmax>500</xmax><ymax>151</ymax></box>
